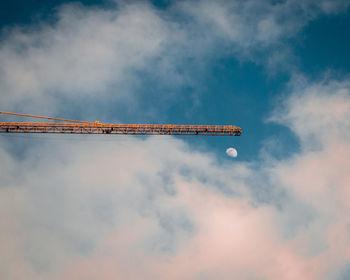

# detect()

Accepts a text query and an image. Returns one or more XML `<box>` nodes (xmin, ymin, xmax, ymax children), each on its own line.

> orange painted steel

<box><xmin>0</xmin><ymin>111</ymin><xmax>242</xmax><ymax>136</ymax></box>
<box><xmin>0</xmin><ymin>122</ymin><xmax>242</xmax><ymax>136</ymax></box>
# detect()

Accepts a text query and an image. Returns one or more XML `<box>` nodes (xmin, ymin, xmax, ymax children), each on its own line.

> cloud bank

<box><xmin>1</xmin><ymin>78</ymin><xmax>350</xmax><ymax>279</ymax></box>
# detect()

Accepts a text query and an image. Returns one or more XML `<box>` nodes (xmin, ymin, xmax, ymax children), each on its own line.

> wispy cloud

<box><xmin>1</xmin><ymin>0</ymin><xmax>348</xmax><ymax>113</ymax></box>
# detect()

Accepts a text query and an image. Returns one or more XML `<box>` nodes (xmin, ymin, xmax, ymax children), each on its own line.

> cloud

<box><xmin>0</xmin><ymin>2</ymin><xmax>172</xmax><ymax>114</ymax></box>
<box><xmin>271</xmin><ymin>77</ymin><xmax>350</xmax><ymax>149</ymax></box>
<box><xmin>1</xmin><ymin>77</ymin><xmax>350</xmax><ymax>279</ymax></box>
<box><xmin>179</xmin><ymin>0</ymin><xmax>350</xmax><ymax>67</ymax></box>
<box><xmin>0</xmin><ymin>0</ymin><xmax>349</xmax><ymax>114</ymax></box>
<box><xmin>1</xmin><ymin>1</ymin><xmax>350</xmax><ymax>279</ymax></box>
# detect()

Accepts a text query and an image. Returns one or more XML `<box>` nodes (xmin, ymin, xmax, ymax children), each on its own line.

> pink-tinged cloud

<box><xmin>1</xmin><ymin>78</ymin><xmax>350</xmax><ymax>280</ymax></box>
<box><xmin>57</xmin><ymin>186</ymin><xmax>315</xmax><ymax>280</ymax></box>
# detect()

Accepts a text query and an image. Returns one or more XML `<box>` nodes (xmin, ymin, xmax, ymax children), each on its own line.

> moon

<box><xmin>226</xmin><ymin>147</ymin><xmax>238</xmax><ymax>158</ymax></box>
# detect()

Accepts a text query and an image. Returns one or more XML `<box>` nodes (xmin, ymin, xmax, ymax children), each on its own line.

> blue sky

<box><xmin>1</xmin><ymin>0</ymin><xmax>349</xmax><ymax>161</ymax></box>
<box><xmin>1</xmin><ymin>1</ymin><xmax>350</xmax><ymax>279</ymax></box>
<box><xmin>0</xmin><ymin>0</ymin><xmax>347</xmax><ymax>159</ymax></box>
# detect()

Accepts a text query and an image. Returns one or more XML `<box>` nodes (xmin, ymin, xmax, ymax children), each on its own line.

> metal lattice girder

<box><xmin>0</xmin><ymin>122</ymin><xmax>242</xmax><ymax>136</ymax></box>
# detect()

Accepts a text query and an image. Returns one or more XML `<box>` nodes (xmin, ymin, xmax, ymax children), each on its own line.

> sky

<box><xmin>0</xmin><ymin>0</ymin><xmax>350</xmax><ymax>279</ymax></box>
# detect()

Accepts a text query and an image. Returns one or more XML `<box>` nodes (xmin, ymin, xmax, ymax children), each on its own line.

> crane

<box><xmin>0</xmin><ymin>111</ymin><xmax>242</xmax><ymax>136</ymax></box>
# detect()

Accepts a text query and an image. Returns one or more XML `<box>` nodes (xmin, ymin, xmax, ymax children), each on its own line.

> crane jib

<box><xmin>0</xmin><ymin>122</ymin><xmax>242</xmax><ymax>136</ymax></box>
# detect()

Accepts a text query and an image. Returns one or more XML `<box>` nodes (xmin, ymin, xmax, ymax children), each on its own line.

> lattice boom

<box><xmin>0</xmin><ymin>122</ymin><xmax>242</xmax><ymax>136</ymax></box>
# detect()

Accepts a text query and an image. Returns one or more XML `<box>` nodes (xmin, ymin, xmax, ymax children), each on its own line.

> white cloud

<box><xmin>271</xmin><ymin>77</ymin><xmax>350</xmax><ymax>149</ymax></box>
<box><xmin>180</xmin><ymin>0</ymin><xmax>350</xmax><ymax>49</ymax></box>
<box><xmin>0</xmin><ymin>2</ymin><xmax>171</xmax><ymax>113</ymax></box>
<box><xmin>0</xmin><ymin>0</ymin><xmax>349</xmax><ymax>113</ymax></box>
